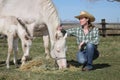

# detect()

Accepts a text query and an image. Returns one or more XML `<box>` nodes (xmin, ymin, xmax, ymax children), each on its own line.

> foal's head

<box><xmin>22</xmin><ymin>34</ymin><xmax>32</xmax><ymax>57</ymax></box>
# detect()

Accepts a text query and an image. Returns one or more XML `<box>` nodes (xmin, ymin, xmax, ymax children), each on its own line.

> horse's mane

<box><xmin>41</xmin><ymin>0</ymin><xmax>60</xmax><ymax>28</ymax></box>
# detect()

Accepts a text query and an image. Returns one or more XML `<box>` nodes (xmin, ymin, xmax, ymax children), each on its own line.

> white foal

<box><xmin>0</xmin><ymin>16</ymin><xmax>32</xmax><ymax>68</ymax></box>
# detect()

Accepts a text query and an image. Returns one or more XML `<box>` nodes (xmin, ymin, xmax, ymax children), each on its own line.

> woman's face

<box><xmin>79</xmin><ymin>17</ymin><xmax>89</xmax><ymax>26</ymax></box>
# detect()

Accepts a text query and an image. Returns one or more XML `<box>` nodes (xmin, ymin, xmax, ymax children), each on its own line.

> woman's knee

<box><xmin>76</xmin><ymin>52</ymin><xmax>86</xmax><ymax>64</ymax></box>
<box><xmin>77</xmin><ymin>58</ymin><xmax>86</xmax><ymax>64</ymax></box>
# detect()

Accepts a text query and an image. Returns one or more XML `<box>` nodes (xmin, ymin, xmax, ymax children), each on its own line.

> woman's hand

<box><xmin>78</xmin><ymin>41</ymin><xmax>85</xmax><ymax>49</ymax></box>
<box><xmin>57</xmin><ymin>26</ymin><xmax>63</xmax><ymax>31</ymax></box>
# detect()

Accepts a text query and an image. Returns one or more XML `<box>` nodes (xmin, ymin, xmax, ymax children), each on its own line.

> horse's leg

<box><xmin>43</xmin><ymin>30</ymin><xmax>50</xmax><ymax>59</ymax></box>
<box><xmin>6</xmin><ymin>36</ymin><xmax>13</xmax><ymax>69</ymax></box>
<box><xmin>13</xmin><ymin>38</ymin><xmax>19</xmax><ymax>68</ymax></box>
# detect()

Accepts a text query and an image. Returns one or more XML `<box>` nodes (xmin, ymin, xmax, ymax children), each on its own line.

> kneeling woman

<box><xmin>59</xmin><ymin>11</ymin><xmax>100</xmax><ymax>71</ymax></box>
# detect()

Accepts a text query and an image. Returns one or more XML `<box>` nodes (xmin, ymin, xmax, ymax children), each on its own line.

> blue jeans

<box><xmin>77</xmin><ymin>43</ymin><xmax>99</xmax><ymax>69</ymax></box>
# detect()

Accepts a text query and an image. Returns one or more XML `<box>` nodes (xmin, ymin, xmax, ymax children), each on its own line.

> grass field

<box><xmin>0</xmin><ymin>36</ymin><xmax>120</xmax><ymax>80</ymax></box>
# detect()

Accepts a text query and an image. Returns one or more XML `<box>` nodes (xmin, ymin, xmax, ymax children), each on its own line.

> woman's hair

<box><xmin>87</xmin><ymin>18</ymin><xmax>95</xmax><ymax>28</ymax></box>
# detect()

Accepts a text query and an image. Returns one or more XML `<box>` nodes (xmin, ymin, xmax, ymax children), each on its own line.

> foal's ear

<box><xmin>25</xmin><ymin>35</ymin><xmax>33</xmax><ymax>40</ymax></box>
<box><xmin>63</xmin><ymin>33</ymin><xmax>67</xmax><ymax>39</ymax></box>
<box><xmin>25</xmin><ymin>35</ymin><xmax>29</xmax><ymax>40</ymax></box>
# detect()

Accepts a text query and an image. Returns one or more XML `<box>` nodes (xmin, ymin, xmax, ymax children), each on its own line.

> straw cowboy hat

<box><xmin>75</xmin><ymin>11</ymin><xmax>95</xmax><ymax>22</ymax></box>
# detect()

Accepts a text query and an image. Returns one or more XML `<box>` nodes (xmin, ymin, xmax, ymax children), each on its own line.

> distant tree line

<box><xmin>107</xmin><ymin>0</ymin><xmax>120</xmax><ymax>2</ymax></box>
<box><xmin>88</xmin><ymin>0</ymin><xmax>120</xmax><ymax>2</ymax></box>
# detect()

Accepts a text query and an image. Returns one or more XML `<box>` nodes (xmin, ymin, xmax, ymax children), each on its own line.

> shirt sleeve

<box><xmin>65</xmin><ymin>28</ymin><xmax>77</xmax><ymax>36</ymax></box>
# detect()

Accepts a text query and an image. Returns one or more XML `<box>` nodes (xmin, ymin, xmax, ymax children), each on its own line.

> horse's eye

<box><xmin>24</xmin><ymin>44</ymin><xmax>27</xmax><ymax>47</ymax></box>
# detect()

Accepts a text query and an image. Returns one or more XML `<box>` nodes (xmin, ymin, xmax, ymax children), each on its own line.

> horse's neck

<box><xmin>41</xmin><ymin>0</ymin><xmax>60</xmax><ymax>27</ymax></box>
<box><xmin>41</xmin><ymin>0</ymin><xmax>60</xmax><ymax>41</ymax></box>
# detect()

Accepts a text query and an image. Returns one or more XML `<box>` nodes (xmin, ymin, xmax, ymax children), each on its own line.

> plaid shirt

<box><xmin>66</xmin><ymin>26</ymin><xmax>99</xmax><ymax>46</ymax></box>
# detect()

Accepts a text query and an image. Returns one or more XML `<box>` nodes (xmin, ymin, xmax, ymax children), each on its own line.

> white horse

<box><xmin>0</xmin><ymin>0</ymin><xmax>67</xmax><ymax>69</ymax></box>
<box><xmin>0</xmin><ymin>16</ymin><xmax>32</xmax><ymax>68</ymax></box>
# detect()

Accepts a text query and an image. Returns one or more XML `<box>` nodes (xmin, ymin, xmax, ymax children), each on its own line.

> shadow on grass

<box><xmin>0</xmin><ymin>60</ymin><xmax>6</xmax><ymax>67</ymax></box>
<box><xmin>0</xmin><ymin>59</ymin><xmax>21</xmax><ymax>67</ymax></box>
<box><xmin>67</xmin><ymin>59</ymin><xmax>111</xmax><ymax>70</ymax></box>
<box><xmin>93</xmin><ymin>63</ymin><xmax>111</xmax><ymax>70</ymax></box>
<box><xmin>67</xmin><ymin>59</ymin><xmax>81</xmax><ymax>68</ymax></box>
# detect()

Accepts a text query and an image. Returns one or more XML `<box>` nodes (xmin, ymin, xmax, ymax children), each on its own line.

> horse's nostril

<box><xmin>56</xmin><ymin>48</ymin><xmax>60</xmax><ymax>52</ymax></box>
<box><xmin>57</xmin><ymin>50</ymin><xmax>60</xmax><ymax>53</ymax></box>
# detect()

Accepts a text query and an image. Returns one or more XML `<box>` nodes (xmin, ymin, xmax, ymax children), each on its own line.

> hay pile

<box><xmin>19</xmin><ymin>57</ymin><xmax>57</xmax><ymax>71</ymax></box>
<box><xmin>18</xmin><ymin>57</ymin><xmax>81</xmax><ymax>73</ymax></box>
<box><xmin>19</xmin><ymin>57</ymin><xmax>43</xmax><ymax>71</ymax></box>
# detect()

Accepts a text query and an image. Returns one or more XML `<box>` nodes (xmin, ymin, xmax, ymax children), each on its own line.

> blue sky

<box><xmin>53</xmin><ymin>0</ymin><xmax>120</xmax><ymax>23</ymax></box>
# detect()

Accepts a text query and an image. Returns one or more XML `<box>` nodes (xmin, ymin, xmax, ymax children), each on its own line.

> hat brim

<box><xmin>75</xmin><ymin>14</ymin><xmax>95</xmax><ymax>22</ymax></box>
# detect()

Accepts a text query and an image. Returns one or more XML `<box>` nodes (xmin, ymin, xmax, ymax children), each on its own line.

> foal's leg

<box><xmin>6</xmin><ymin>36</ymin><xmax>13</xmax><ymax>69</ymax></box>
<box><xmin>43</xmin><ymin>33</ymin><xmax>50</xmax><ymax>59</ymax></box>
<box><xmin>13</xmin><ymin>38</ymin><xmax>19</xmax><ymax>68</ymax></box>
<box><xmin>21</xmin><ymin>40</ymin><xmax>26</xmax><ymax>66</ymax></box>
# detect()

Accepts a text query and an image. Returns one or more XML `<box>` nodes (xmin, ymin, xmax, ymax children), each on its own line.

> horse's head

<box><xmin>51</xmin><ymin>30</ymin><xmax>67</xmax><ymax>69</ymax></box>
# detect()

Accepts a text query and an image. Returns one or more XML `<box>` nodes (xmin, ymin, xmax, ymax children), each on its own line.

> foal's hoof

<box><xmin>6</xmin><ymin>66</ymin><xmax>10</xmax><ymax>69</ymax></box>
<box><xmin>45</xmin><ymin>55</ymin><xmax>50</xmax><ymax>59</ymax></box>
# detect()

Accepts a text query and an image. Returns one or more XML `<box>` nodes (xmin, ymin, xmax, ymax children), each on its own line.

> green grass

<box><xmin>0</xmin><ymin>36</ymin><xmax>120</xmax><ymax>80</ymax></box>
